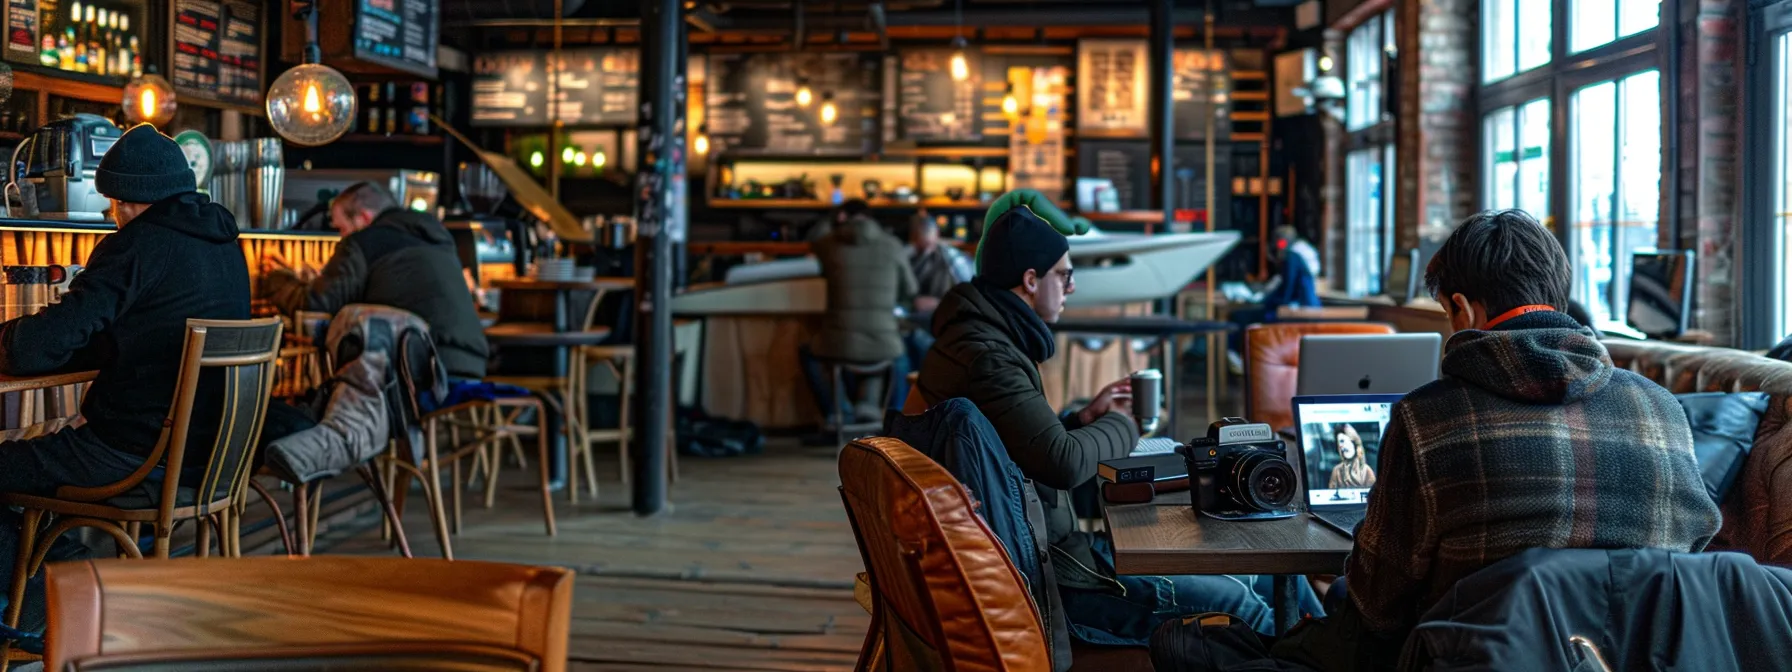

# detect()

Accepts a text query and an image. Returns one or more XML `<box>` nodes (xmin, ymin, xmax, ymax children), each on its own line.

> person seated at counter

<box><xmin>800</xmin><ymin>199</ymin><xmax>919</xmax><ymax>426</ymax></box>
<box><xmin>0</xmin><ymin>125</ymin><xmax>251</xmax><ymax>631</ymax></box>
<box><xmin>900</xmin><ymin>209</ymin><xmax>974</xmax><ymax>367</ymax></box>
<box><xmin>1153</xmin><ymin>210</ymin><xmax>1721</xmax><ymax>668</ymax></box>
<box><xmin>918</xmin><ymin>199</ymin><xmax>1319</xmax><ymax>648</ymax></box>
<box><xmin>1224</xmin><ymin>225</ymin><xmax>1319</xmax><ymax>370</ymax></box>
<box><xmin>260</xmin><ymin>182</ymin><xmax>489</xmax><ymax>381</ymax></box>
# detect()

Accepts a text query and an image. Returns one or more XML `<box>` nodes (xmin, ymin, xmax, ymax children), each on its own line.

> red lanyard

<box><xmin>1482</xmin><ymin>304</ymin><xmax>1555</xmax><ymax>330</ymax></box>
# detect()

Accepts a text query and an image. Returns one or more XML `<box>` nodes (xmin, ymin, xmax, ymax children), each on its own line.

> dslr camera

<box><xmin>1183</xmin><ymin>418</ymin><xmax>1300</xmax><ymax>521</ymax></box>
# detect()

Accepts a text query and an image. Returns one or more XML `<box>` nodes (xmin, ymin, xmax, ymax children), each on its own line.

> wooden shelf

<box><xmin>881</xmin><ymin>146</ymin><xmax>1010</xmax><ymax>158</ymax></box>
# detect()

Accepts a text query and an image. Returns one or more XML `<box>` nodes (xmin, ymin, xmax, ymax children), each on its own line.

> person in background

<box><xmin>1225</xmin><ymin>225</ymin><xmax>1321</xmax><ymax>369</ymax></box>
<box><xmin>901</xmin><ymin>210</ymin><xmax>975</xmax><ymax>369</ymax></box>
<box><xmin>1156</xmin><ymin>209</ymin><xmax>1721</xmax><ymax>669</ymax></box>
<box><xmin>0</xmin><ymin>125</ymin><xmax>251</xmax><ymax>633</ymax></box>
<box><xmin>261</xmin><ymin>182</ymin><xmax>489</xmax><ymax>381</ymax></box>
<box><xmin>919</xmin><ymin>197</ymin><xmax>1317</xmax><ymax>648</ymax></box>
<box><xmin>800</xmin><ymin>199</ymin><xmax>918</xmax><ymax>425</ymax></box>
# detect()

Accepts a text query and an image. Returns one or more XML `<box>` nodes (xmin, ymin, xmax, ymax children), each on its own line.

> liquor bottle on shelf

<box><xmin>128</xmin><ymin>35</ymin><xmax>140</xmax><ymax>77</ymax></box>
<box><xmin>365</xmin><ymin>83</ymin><xmax>382</xmax><ymax>134</ymax></box>
<box><xmin>60</xmin><ymin>27</ymin><xmax>75</xmax><ymax>70</ymax></box>
<box><xmin>383</xmin><ymin>83</ymin><xmax>397</xmax><ymax>136</ymax></box>
<box><xmin>39</xmin><ymin>33</ymin><xmax>56</xmax><ymax>68</ymax></box>
<box><xmin>93</xmin><ymin>7</ymin><xmax>108</xmax><ymax>76</ymax></box>
<box><xmin>81</xmin><ymin>3</ymin><xmax>96</xmax><ymax>72</ymax></box>
<box><xmin>117</xmin><ymin>14</ymin><xmax>131</xmax><ymax>77</ymax></box>
<box><xmin>409</xmin><ymin>82</ymin><xmax>429</xmax><ymax>135</ymax></box>
<box><xmin>70</xmin><ymin>2</ymin><xmax>86</xmax><ymax>72</ymax></box>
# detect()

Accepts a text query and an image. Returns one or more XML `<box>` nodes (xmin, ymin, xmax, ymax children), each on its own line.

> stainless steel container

<box><xmin>246</xmin><ymin>138</ymin><xmax>285</xmax><ymax>230</ymax></box>
<box><xmin>1130</xmin><ymin>368</ymin><xmax>1163</xmax><ymax>435</ymax></box>
<box><xmin>208</xmin><ymin>141</ymin><xmax>249</xmax><ymax>225</ymax></box>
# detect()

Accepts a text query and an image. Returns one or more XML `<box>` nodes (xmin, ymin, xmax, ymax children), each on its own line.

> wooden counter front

<box><xmin>0</xmin><ymin>220</ymin><xmax>339</xmax><ymax>295</ymax></box>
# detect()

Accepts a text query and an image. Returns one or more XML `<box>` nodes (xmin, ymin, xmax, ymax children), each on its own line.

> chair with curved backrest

<box><xmin>0</xmin><ymin>318</ymin><xmax>283</xmax><ymax>657</ymax></box>
<box><xmin>1244</xmin><ymin>322</ymin><xmax>1396</xmax><ymax>431</ymax></box>
<box><xmin>839</xmin><ymin>436</ymin><xmax>1050</xmax><ymax>672</ymax></box>
<box><xmin>42</xmin><ymin>556</ymin><xmax>572</xmax><ymax>672</ymax></box>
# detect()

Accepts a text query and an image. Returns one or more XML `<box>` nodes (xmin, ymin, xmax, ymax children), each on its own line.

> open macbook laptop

<box><xmin>1296</xmin><ymin>333</ymin><xmax>1441</xmax><ymax>396</ymax></box>
<box><xmin>1292</xmin><ymin>394</ymin><xmax>1402</xmax><ymax>538</ymax></box>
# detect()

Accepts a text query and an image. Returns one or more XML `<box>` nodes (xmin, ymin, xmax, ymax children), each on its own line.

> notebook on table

<box><xmin>1291</xmin><ymin>394</ymin><xmax>1402</xmax><ymax>538</ymax></box>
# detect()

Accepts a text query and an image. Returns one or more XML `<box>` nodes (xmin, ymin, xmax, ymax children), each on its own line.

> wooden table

<box><xmin>1103</xmin><ymin>489</ymin><xmax>1352</xmax><ymax>634</ymax></box>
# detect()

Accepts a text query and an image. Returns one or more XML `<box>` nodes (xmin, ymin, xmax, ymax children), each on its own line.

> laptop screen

<box><xmin>1295</xmin><ymin>397</ymin><xmax>1395</xmax><ymax>507</ymax></box>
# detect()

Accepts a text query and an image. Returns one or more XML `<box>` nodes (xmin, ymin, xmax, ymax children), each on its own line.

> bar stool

<box><xmin>482</xmin><ymin>325</ymin><xmax>613</xmax><ymax>504</ymax></box>
<box><xmin>575</xmin><ymin>344</ymin><xmax>681</xmax><ymax>486</ymax></box>
<box><xmin>818</xmin><ymin>357</ymin><xmax>897</xmax><ymax>447</ymax></box>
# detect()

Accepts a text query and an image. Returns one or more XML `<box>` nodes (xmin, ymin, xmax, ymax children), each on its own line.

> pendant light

<box><xmin>1001</xmin><ymin>81</ymin><xmax>1019</xmax><ymax>117</ymax></box>
<box><xmin>795</xmin><ymin>77</ymin><xmax>814</xmax><ymax>108</ymax></box>
<box><xmin>122</xmin><ymin>67</ymin><xmax>176</xmax><ymax>127</ymax></box>
<box><xmin>694</xmin><ymin>123</ymin><xmax>710</xmax><ymax>155</ymax></box>
<box><xmin>948</xmin><ymin>0</ymin><xmax>969</xmax><ymax>82</ymax></box>
<box><xmin>819</xmin><ymin>91</ymin><xmax>838</xmax><ymax>125</ymax></box>
<box><xmin>266</xmin><ymin>0</ymin><xmax>355</xmax><ymax>146</ymax></box>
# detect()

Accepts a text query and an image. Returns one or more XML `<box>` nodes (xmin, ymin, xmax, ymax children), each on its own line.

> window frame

<box><xmin>1477</xmin><ymin>0</ymin><xmax>1667</xmax><ymax>323</ymax></box>
<box><xmin>1742</xmin><ymin>0</ymin><xmax>1792</xmax><ymax>348</ymax></box>
<box><xmin>1342</xmin><ymin>8</ymin><xmax>1399</xmax><ymax>297</ymax></box>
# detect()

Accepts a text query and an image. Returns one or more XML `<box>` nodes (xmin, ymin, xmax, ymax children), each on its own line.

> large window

<box><xmin>1570</xmin><ymin>70</ymin><xmax>1662</xmax><ymax>324</ymax></box>
<box><xmin>1483</xmin><ymin>0</ymin><xmax>1552</xmax><ymax>83</ymax></box>
<box><xmin>1342</xmin><ymin>10</ymin><xmax>1397</xmax><ymax>298</ymax></box>
<box><xmin>1483</xmin><ymin>97</ymin><xmax>1551</xmax><ymax>218</ymax></box>
<box><xmin>1771</xmin><ymin>27</ymin><xmax>1792</xmax><ymax>338</ymax></box>
<box><xmin>1571</xmin><ymin>0</ymin><xmax>1659</xmax><ymax>52</ymax></box>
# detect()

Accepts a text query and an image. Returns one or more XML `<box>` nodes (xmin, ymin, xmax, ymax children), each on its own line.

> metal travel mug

<box><xmin>1130</xmin><ymin>368</ymin><xmax>1163</xmax><ymax>435</ymax></box>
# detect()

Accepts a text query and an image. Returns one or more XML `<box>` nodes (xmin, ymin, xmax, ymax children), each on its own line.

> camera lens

<box><xmin>1233</xmin><ymin>452</ymin><xmax>1297</xmax><ymax>511</ymax></box>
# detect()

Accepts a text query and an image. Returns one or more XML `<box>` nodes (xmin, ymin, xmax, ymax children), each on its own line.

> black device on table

<box><xmin>1291</xmin><ymin>393</ymin><xmax>1403</xmax><ymax>538</ymax></box>
<box><xmin>1184</xmin><ymin>418</ymin><xmax>1299</xmax><ymax>521</ymax></box>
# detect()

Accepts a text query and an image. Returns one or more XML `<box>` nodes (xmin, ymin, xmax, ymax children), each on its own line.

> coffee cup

<box><xmin>1130</xmin><ymin>368</ymin><xmax>1163</xmax><ymax>435</ymax></box>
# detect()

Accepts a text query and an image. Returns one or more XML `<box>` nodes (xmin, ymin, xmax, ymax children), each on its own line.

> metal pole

<box><xmin>1147</xmin><ymin>0</ymin><xmax>1176</xmax><ymax>435</ymax></box>
<box><xmin>632</xmin><ymin>0</ymin><xmax>685</xmax><ymax>515</ymax></box>
<box><xmin>1203</xmin><ymin>0</ymin><xmax>1219</xmax><ymax>427</ymax></box>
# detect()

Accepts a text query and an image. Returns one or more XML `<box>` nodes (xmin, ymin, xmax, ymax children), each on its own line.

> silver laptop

<box><xmin>1296</xmin><ymin>334</ymin><xmax>1441</xmax><ymax>396</ymax></box>
<box><xmin>1292</xmin><ymin>394</ymin><xmax>1402</xmax><ymax>538</ymax></box>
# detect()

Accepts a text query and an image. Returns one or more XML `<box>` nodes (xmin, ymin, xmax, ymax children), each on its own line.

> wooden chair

<box><xmin>839</xmin><ymin>436</ymin><xmax>1050</xmax><ymax>672</ymax></box>
<box><xmin>0</xmin><ymin>318</ymin><xmax>283</xmax><ymax>664</ymax></box>
<box><xmin>42</xmin><ymin>556</ymin><xmax>573</xmax><ymax>672</ymax></box>
<box><xmin>480</xmin><ymin>286</ymin><xmax>610</xmax><ymax>504</ymax></box>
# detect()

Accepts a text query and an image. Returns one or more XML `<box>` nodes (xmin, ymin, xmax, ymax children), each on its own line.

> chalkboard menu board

<box><xmin>704</xmin><ymin>52</ymin><xmax>878</xmax><ymax>156</ymax></box>
<box><xmin>897</xmin><ymin>49</ymin><xmax>981</xmax><ymax>142</ymax></box>
<box><xmin>1077</xmin><ymin>39</ymin><xmax>1149</xmax><ymax>135</ymax></box>
<box><xmin>354</xmin><ymin>0</ymin><xmax>436</xmax><ymax>78</ymax></box>
<box><xmin>1172</xmin><ymin>49</ymin><xmax>1230</xmax><ymax>141</ymax></box>
<box><xmin>471</xmin><ymin>51</ymin><xmax>548</xmax><ymax>126</ymax></box>
<box><xmin>471</xmin><ymin>48</ymin><xmax>638</xmax><ymax>127</ymax></box>
<box><xmin>550</xmin><ymin>49</ymin><xmax>638</xmax><ymax>125</ymax></box>
<box><xmin>172</xmin><ymin>0</ymin><xmax>263</xmax><ymax>107</ymax></box>
<box><xmin>1078</xmin><ymin>141</ymin><xmax>1152</xmax><ymax>210</ymax></box>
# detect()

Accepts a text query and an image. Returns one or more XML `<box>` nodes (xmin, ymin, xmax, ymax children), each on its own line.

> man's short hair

<box><xmin>1424</xmin><ymin>209</ymin><xmax>1572</xmax><ymax>316</ymax></box>
<box><xmin>332</xmin><ymin>181</ymin><xmax>398</xmax><ymax>216</ymax></box>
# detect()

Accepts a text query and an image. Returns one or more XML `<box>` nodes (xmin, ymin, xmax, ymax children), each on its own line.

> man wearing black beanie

<box><xmin>0</xmin><ymin>124</ymin><xmax>249</xmax><ymax>632</ymax></box>
<box><xmin>918</xmin><ymin>192</ymin><xmax>1299</xmax><ymax>657</ymax></box>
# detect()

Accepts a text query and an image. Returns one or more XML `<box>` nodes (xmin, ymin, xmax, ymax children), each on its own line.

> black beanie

<box><xmin>95</xmin><ymin>124</ymin><xmax>197</xmax><ymax>204</ymax></box>
<box><xmin>977</xmin><ymin>205</ymin><xmax>1070</xmax><ymax>289</ymax></box>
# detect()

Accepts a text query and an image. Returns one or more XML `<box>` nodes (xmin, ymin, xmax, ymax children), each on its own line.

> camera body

<box><xmin>1184</xmin><ymin>418</ymin><xmax>1300</xmax><ymax>521</ymax></box>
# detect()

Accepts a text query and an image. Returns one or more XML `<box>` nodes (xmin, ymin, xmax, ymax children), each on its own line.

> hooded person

<box><xmin>0</xmin><ymin>123</ymin><xmax>252</xmax><ymax>632</ymax></box>
<box><xmin>917</xmin><ymin>190</ymin><xmax>1318</xmax><ymax>649</ymax></box>
<box><xmin>261</xmin><ymin>181</ymin><xmax>489</xmax><ymax>380</ymax></box>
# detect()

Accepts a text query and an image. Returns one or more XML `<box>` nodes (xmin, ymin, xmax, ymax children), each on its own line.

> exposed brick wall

<box><xmin>1320</xmin><ymin>29</ymin><xmax>1346</xmax><ymax>291</ymax></box>
<box><xmin>1674</xmin><ymin>0</ymin><xmax>1743</xmax><ymax>345</ymax></box>
<box><xmin>1395</xmin><ymin>0</ymin><xmax>1477</xmax><ymax>255</ymax></box>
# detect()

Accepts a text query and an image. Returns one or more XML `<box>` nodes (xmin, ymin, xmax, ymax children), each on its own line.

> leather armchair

<box><xmin>839</xmin><ymin>437</ymin><xmax>1050</xmax><ymax>672</ymax></box>
<box><xmin>1244</xmin><ymin>322</ymin><xmax>1397</xmax><ymax>431</ymax></box>
<box><xmin>44</xmin><ymin>557</ymin><xmax>573</xmax><ymax>672</ymax></box>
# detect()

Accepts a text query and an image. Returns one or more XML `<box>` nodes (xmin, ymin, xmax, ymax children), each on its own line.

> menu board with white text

<box><xmin>354</xmin><ymin>0</ymin><xmax>436</xmax><ymax>77</ymax></box>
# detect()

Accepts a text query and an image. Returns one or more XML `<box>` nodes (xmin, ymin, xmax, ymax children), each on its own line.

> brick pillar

<box><xmin>1394</xmin><ymin>0</ymin><xmax>1477</xmax><ymax>256</ymax></box>
<box><xmin>1319</xmin><ymin>30</ymin><xmax>1347</xmax><ymax>292</ymax></box>
<box><xmin>1674</xmin><ymin>0</ymin><xmax>1744</xmax><ymax>345</ymax></box>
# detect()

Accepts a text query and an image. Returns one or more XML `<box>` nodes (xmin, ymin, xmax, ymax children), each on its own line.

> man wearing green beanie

<box><xmin>917</xmin><ymin>190</ymin><xmax>1316</xmax><ymax>656</ymax></box>
<box><xmin>0</xmin><ymin>123</ymin><xmax>250</xmax><ymax>634</ymax></box>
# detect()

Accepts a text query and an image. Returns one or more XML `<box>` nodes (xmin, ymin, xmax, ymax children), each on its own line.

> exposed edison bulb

<box><xmin>795</xmin><ymin>84</ymin><xmax>813</xmax><ymax>108</ymax></box>
<box><xmin>950</xmin><ymin>50</ymin><xmax>970</xmax><ymax>82</ymax></box>
<box><xmin>1318</xmin><ymin>55</ymin><xmax>1334</xmax><ymax>72</ymax></box>
<box><xmin>1002</xmin><ymin>91</ymin><xmax>1019</xmax><ymax>116</ymax></box>
<box><xmin>529</xmin><ymin>151</ymin><xmax>544</xmax><ymax>168</ymax></box>
<box><xmin>694</xmin><ymin>133</ymin><xmax>709</xmax><ymax>155</ymax></box>
<box><xmin>122</xmin><ymin>72</ymin><xmax>177</xmax><ymax>127</ymax></box>
<box><xmin>266</xmin><ymin>63</ymin><xmax>354</xmax><ymax>146</ymax></box>
<box><xmin>574</xmin><ymin>151</ymin><xmax>588</xmax><ymax>167</ymax></box>
<box><xmin>819</xmin><ymin>99</ymin><xmax>838</xmax><ymax>125</ymax></box>
<box><xmin>562</xmin><ymin>146</ymin><xmax>575</xmax><ymax>163</ymax></box>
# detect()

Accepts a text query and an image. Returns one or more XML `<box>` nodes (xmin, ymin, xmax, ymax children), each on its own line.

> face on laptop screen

<box><xmin>1299</xmin><ymin>401</ymin><xmax>1392</xmax><ymax>506</ymax></box>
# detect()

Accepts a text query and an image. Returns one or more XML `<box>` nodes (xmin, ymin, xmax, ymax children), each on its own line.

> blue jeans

<box><xmin>1061</xmin><ymin>534</ymin><xmax>1326</xmax><ymax>646</ymax></box>
<box><xmin>796</xmin><ymin>345</ymin><xmax>911</xmax><ymax>421</ymax></box>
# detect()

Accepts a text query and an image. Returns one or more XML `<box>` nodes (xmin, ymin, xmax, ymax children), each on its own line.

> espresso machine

<box><xmin>6</xmin><ymin>114</ymin><xmax>120</xmax><ymax>220</ymax></box>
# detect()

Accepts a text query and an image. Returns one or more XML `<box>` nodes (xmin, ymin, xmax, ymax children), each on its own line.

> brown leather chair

<box><xmin>43</xmin><ymin>557</ymin><xmax>573</xmax><ymax>672</ymax></box>
<box><xmin>1244</xmin><ymin>322</ymin><xmax>1397</xmax><ymax>431</ymax></box>
<box><xmin>902</xmin><ymin>372</ymin><xmax>926</xmax><ymax>415</ymax></box>
<box><xmin>839</xmin><ymin>437</ymin><xmax>1050</xmax><ymax>672</ymax></box>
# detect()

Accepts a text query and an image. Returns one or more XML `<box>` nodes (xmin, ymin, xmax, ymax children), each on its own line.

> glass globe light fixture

<box><xmin>122</xmin><ymin>70</ymin><xmax>177</xmax><ymax>127</ymax></box>
<box><xmin>266</xmin><ymin>63</ymin><xmax>355</xmax><ymax>146</ymax></box>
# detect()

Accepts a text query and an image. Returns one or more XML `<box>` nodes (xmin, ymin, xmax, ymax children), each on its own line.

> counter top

<box><xmin>0</xmin><ymin>217</ymin><xmax>340</xmax><ymax>240</ymax></box>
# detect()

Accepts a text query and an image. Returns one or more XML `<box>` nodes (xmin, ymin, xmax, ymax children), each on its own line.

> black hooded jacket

<box><xmin>264</xmin><ymin>208</ymin><xmax>488</xmax><ymax>379</ymax></box>
<box><xmin>0</xmin><ymin>192</ymin><xmax>250</xmax><ymax>457</ymax></box>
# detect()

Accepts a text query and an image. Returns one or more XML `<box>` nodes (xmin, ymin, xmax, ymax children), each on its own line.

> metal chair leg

<box><xmin>246</xmin><ymin>478</ymin><xmax>294</xmax><ymax>556</ymax></box>
<box><xmin>356</xmin><ymin>463</ymin><xmax>412</xmax><ymax>558</ymax></box>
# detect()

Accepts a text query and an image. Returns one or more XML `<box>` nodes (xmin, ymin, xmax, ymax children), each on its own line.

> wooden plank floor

<box><xmin>315</xmin><ymin>440</ymin><xmax>868</xmax><ymax>671</ymax></box>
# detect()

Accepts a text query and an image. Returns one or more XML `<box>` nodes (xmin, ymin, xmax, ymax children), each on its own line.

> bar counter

<box><xmin>0</xmin><ymin>219</ymin><xmax>340</xmax><ymax>293</ymax></box>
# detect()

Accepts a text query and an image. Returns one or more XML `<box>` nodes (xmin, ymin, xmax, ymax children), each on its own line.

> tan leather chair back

<box><xmin>1245</xmin><ymin>322</ymin><xmax>1397</xmax><ymax>430</ymax></box>
<box><xmin>903</xmin><ymin>372</ymin><xmax>927</xmax><ymax>415</ymax></box>
<box><xmin>44</xmin><ymin>557</ymin><xmax>573</xmax><ymax>672</ymax></box>
<box><xmin>839</xmin><ymin>437</ymin><xmax>1049</xmax><ymax>672</ymax></box>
